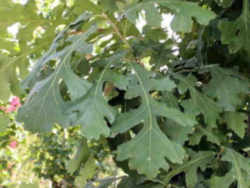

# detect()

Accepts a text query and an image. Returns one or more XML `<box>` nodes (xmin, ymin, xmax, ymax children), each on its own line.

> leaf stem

<box><xmin>102</xmin><ymin>13</ymin><xmax>133</xmax><ymax>52</ymax></box>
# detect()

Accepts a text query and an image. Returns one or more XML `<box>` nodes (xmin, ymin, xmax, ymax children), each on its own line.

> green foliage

<box><xmin>224</xmin><ymin>112</ymin><xmax>248</xmax><ymax>138</ymax></box>
<box><xmin>219</xmin><ymin>0</ymin><xmax>250</xmax><ymax>54</ymax></box>
<box><xmin>164</xmin><ymin>151</ymin><xmax>215</xmax><ymax>187</ymax></box>
<box><xmin>210</xmin><ymin>148</ymin><xmax>250</xmax><ymax>188</ymax></box>
<box><xmin>1</xmin><ymin>0</ymin><xmax>250</xmax><ymax>187</ymax></box>
<box><xmin>112</xmin><ymin>64</ymin><xmax>196</xmax><ymax>178</ymax></box>
<box><xmin>0</xmin><ymin>114</ymin><xmax>9</xmax><ymax>132</ymax></box>
<box><xmin>125</xmin><ymin>0</ymin><xmax>216</xmax><ymax>32</ymax></box>
<box><xmin>204</xmin><ymin>67</ymin><xmax>249</xmax><ymax>111</ymax></box>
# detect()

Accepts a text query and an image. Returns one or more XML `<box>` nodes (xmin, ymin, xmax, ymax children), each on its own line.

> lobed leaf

<box><xmin>219</xmin><ymin>0</ymin><xmax>250</xmax><ymax>54</ymax></box>
<box><xmin>210</xmin><ymin>148</ymin><xmax>250</xmax><ymax>188</ymax></box>
<box><xmin>204</xmin><ymin>68</ymin><xmax>250</xmax><ymax>111</ymax></box>
<box><xmin>112</xmin><ymin>64</ymin><xmax>196</xmax><ymax>178</ymax></box>
<box><xmin>125</xmin><ymin>0</ymin><xmax>216</xmax><ymax>33</ymax></box>
<box><xmin>17</xmin><ymin>21</ymin><xmax>96</xmax><ymax>132</ymax></box>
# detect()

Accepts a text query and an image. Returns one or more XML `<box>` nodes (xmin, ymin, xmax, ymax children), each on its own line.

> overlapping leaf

<box><xmin>164</xmin><ymin>151</ymin><xmax>215</xmax><ymax>187</ymax></box>
<box><xmin>204</xmin><ymin>68</ymin><xmax>250</xmax><ymax>111</ymax></box>
<box><xmin>161</xmin><ymin>119</ymin><xmax>193</xmax><ymax>145</ymax></box>
<box><xmin>189</xmin><ymin>127</ymin><xmax>221</xmax><ymax>146</ymax></box>
<box><xmin>219</xmin><ymin>0</ymin><xmax>250</xmax><ymax>53</ymax></box>
<box><xmin>0</xmin><ymin>1</ymin><xmax>100</xmax><ymax>86</ymax></box>
<box><xmin>210</xmin><ymin>148</ymin><xmax>250</xmax><ymax>188</ymax></box>
<box><xmin>22</xmin><ymin>12</ymin><xmax>93</xmax><ymax>89</ymax></box>
<box><xmin>176</xmin><ymin>74</ymin><xmax>222</xmax><ymax>128</ymax></box>
<box><xmin>118</xmin><ymin>176</ymin><xmax>164</xmax><ymax>188</ymax></box>
<box><xmin>68</xmin><ymin>52</ymin><xmax>129</xmax><ymax>139</ymax></box>
<box><xmin>0</xmin><ymin>55</ymin><xmax>21</xmax><ymax>101</ymax></box>
<box><xmin>17</xmin><ymin>23</ymin><xmax>96</xmax><ymax>132</ymax></box>
<box><xmin>66</xmin><ymin>138</ymin><xmax>90</xmax><ymax>174</ymax></box>
<box><xmin>125</xmin><ymin>0</ymin><xmax>216</xmax><ymax>32</ymax></box>
<box><xmin>112</xmin><ymin>64</ymin><xmax>196</xmax><ymax>178</ymax></box>
<box><xmin>224</xmin><ymin>112</ymin><xmax>248</xmax><ymax>138</ymax></box>
<box><xmin>75</xmin><ymin>155</ymin><xmax>97</xmax><ymax>187</ymax></box>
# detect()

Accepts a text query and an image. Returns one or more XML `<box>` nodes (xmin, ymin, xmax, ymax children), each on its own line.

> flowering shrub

<box><xmin>0</xmin><ymin>97</ymin><xmax>39</xmax><ymax>187</ymax></box>
<box><xmin>0</xmin><ymin>97</ymin><xmax>21</xmax><ymax>114</ymax></box>
<box><xmin>0</xmin><ymin>98</ymin><xmax>117</xmax><ymax>187</ymax></box>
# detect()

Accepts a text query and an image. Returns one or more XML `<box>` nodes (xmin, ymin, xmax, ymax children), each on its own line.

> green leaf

<box><xmin>69</xmin><ymin>52</ymin><xmax>127</xmax><ymax>139</ymax></box>
<box><xmin>69</xmin><ymin>86</ymin><xmax>115</xmax><ymax>139</ymax></box>
<box><xmin>17</xmin><ymin>24</ymin><xmax>96</xmax><ymax>132</ymax></box>
<box><xmin>100</xmin><ymin>0</ymin><xmax>119</xmax><ymax>12</ymax></box>
<box><xmin>224</xmin><ymin>112</ymin><xmax>248</xmax><ymax>138</ymax></box>
<box><xmin>0</xmin><ymin>55</ymin><xmax>13</xmax><ymax>101</ymax></box>
<box><xmin>219</xmin><ymin>0</ymin><xmax>250</xmax><ymax>53</ymax></box>
<box><xmin>164</xmin><ymin>151</ymin><xmax>215</xmax><ymax>187</ymax></box>
<box><xmin>189</xmin><ymin>127</ymin><xmax>221</xmax><ymax>145</ymax></box>
<box><xmin>72</xmin><ymin>0</ymin><xmax>102</xmax><ymax>15</ymax></box>
<box><xmin>0</xmin><ymin>113</ymin><xmax>9</xmax><ymax>132</ymax></box>
<box><xmin>118</xmin><ymin>176</ymin><xmax>164</xmax><ymax>188</ymax></box>
<box><xmin>75</xmin><ymin>155</ymin><xmax>97</xmax><ymax>187</ymax></box>
<box><xmin>66</xmin><ymin>138</ymin><xmax>90</xmax><ymax>174</ymax></box>
<box><xmin>0</xmin><ymin>55</ymin><xmax>22</xmax><ymax>101</ymax></box>
<box><xmin>126</xmin><ymin>2</ymin><xmax>162</xmax><ymax>28</ymax></box>
<box><xmin>176</xmin><ymin>74</ymin><xmax>222</xmax><ymax>128</ymax></box>
<box><xmin>171</xmin><ymin>14</ymin><xmax>193</xmax><ymax>33</ymax></box>
<box><xmin>19</xmin><ymin>183</ymin><xmax>39</xmax><ymax>188</ymax></box>
<box><xmin>210</xmin><ymin>148</ymin><xmax>250</xmax><ymax>188</ymax></box>
<box><xmin>215</xmin><ymin>0</ymin><xmax>233</xmax><ymax>8</ymax></box>
<box><xmin>125</xmin><ymin>0</ymin><xmax>216</xmax><ymax>32</ymax></box>
<box><xmin>21</xmin><ymin>12</ymin><xmax>93</xmax><ymax>90</ymax></box>
<box><xmin>112</xmin><ymin>64</ymin><xmax>196</xmax><ymax>178</ymax></box>
<box><xmin>204</xmin><ymin>68</ymin><xmax>250</xmax><ymax>111</ymax></box>
<box><xmin>162</xmin><ymin>119</ymin><xmax>194</xmax><ymax>145</ymax></box>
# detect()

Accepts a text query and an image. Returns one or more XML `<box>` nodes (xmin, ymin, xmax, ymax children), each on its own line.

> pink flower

<box><xmin>0</xmin><ymin>97</ymin><xmax>21</xmax><ymax>114</ymax></box>
<box><xmin>6</xmin><ymin>106</ymin><xmax>17</xmax><ymax>113</ymax></box>
<box><xmin>10</xmin><ymin>97</ymin><xmax>21</xmax><ymax>108</ymax></box>
<box><xmin>9</xmin><ymin>140</ymin><xmax>18</xmax><ymax>149</ymax></box>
